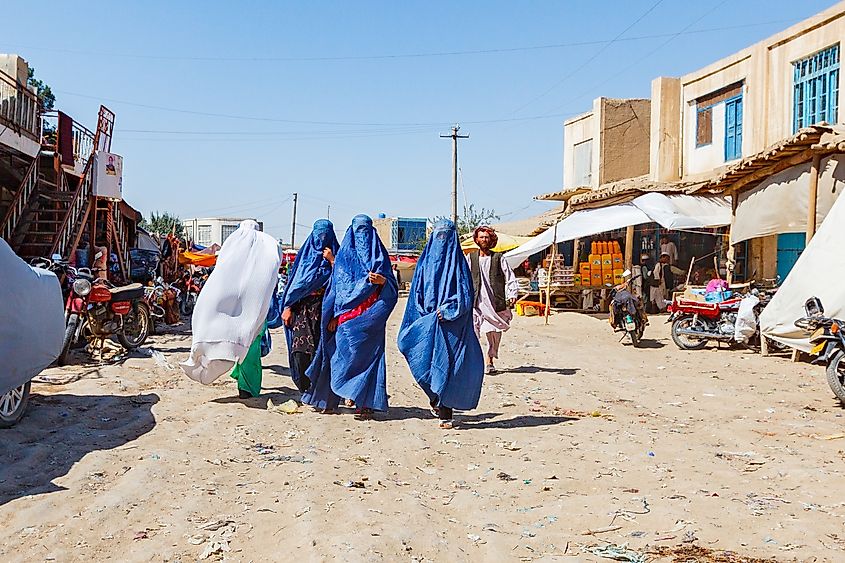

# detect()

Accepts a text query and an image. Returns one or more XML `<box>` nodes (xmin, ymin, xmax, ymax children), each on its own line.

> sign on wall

<box><xmin>93</xmin><ymin>151</ymin><xmax>123</xmax><ymax>200</ymax></box>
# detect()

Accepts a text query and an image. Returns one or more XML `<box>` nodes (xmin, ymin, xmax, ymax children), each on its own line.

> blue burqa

<box><xmin>398</xmin><ymin>219</ymin><xmax>484</xmax><ymax>410</ymax></box>
<box><xmin>281</xmin><ymin>219</ymin><xmax>340</xmax><ymax>409</ymax></box>
<box><xmin>329</xmin><ymin>214</ymin><xmax>398</xmax><ymax>411</ymax></box>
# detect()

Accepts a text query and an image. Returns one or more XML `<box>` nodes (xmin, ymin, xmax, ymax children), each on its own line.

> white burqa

<box><xmin>181</xmin><ymin>220</ymin><xmax>281</xmax><ymax>384</ymax></box>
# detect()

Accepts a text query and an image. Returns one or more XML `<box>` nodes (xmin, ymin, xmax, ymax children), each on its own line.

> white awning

<box><xmin>504</xmin><ymin>203</ymin><xmax>650</xmax><ymax>267</ymax></box>
<box><xmin>504</xmin><ymin>194</ymin><xmax>731</xmax><ymax>267</ymax></box>
<box><xmin>760</xmin><ymin>187</ymin><xmax>845</xmax><ymax>351</ymax></box>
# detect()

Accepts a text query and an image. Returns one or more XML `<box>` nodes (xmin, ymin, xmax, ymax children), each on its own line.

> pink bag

<box><xmin>705</xmin><ymin>278</ymin><xmax>728</xmax><ymax>293</ymax></box>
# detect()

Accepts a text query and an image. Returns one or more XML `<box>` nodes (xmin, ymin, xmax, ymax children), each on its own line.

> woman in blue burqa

<box><xmin>281</xmin><ymin>219</ymin><xmax>341</xmax><ymax>412</ymax></box>
<box><xmin>398</xmin><ymin>219</ymin><xmax>484</xmax><ymax>429</ymax></box>
<box><xmin>329</xmin><ymin>214</ymin><xmax>398</xmax><ymax>419</ymax></box>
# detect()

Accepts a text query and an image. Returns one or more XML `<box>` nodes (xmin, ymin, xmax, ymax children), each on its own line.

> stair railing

<box><xmin>51</xmin><ymin>161</ymin><xmax>92</xmax><ymax>257</ymax></box>
<box><xmin>0</xmin><ymin>158</ymin><xmax>38</xmax><ymax>241</ymax></box>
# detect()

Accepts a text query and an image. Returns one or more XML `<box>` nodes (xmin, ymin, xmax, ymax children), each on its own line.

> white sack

<box><xmin>180</xmin><ymin>220</ymin><xmax>281</xmax><ymax>384</ymax></box>
<box><xmin>734</xmin><ymin>294</ymin><xmax>759</xmax><ymax>344</ymax></box>
<box><xmin>0</xmin><ymin>239</ymin><xmax>65</xmax><ymax>395</ymax></box>
<box><xmin>759</xmin><ymin>189</ymin><xmax>845</xmax><ymax>351</ymax></box>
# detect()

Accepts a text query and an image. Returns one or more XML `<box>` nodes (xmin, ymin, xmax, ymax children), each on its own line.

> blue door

<box><xmin>776</xmin><ymin>233</ymin><xmax>805</xmax><ymax>281</ymax></box>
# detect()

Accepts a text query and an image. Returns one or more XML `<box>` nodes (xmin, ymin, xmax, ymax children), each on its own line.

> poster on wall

<box><xmin>93</xmin><ymin>151</ymin><xmax>123</xmax><ymax>200</ymax></box>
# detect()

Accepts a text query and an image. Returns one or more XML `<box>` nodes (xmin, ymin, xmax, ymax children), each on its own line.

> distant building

<box><xmin>373</xmin><ymin>216</ymin><xmax>427</xmax><ymax>254</ymax></box>
<box><xmin>182</xmin><ymin>218</ymin><xmax>263</xmax><ymax>247</ymax></box>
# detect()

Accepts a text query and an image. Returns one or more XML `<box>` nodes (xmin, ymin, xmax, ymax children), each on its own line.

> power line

<box><xmin>0</xmin><ymin>20</ymin><xmax>792</xmax><ymax>63</ymax></box>
<box><xmin>542</xmin><ymin>0</ymin><xmax>733</xmax><ymax>116</ymax></box>
<box><xmin>509</xmin><ymin>0</ymin><xmax>665</xmax><ymax>115</ymax></box>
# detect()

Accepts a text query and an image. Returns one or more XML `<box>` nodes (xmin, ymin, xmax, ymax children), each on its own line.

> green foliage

<box><xmin>140</xmin><ymin>211</ymin><xmax>184</xmax><ymax>237</ymax></box>
<box><xmin>27</xmin><ymin>67</ymin><xmax>55</xmax><ymax>111</ymax></box>
<box><xmin>433</xmin><ymin>204</ymin><xmax>499</xmax><ymax>238</ymax></box>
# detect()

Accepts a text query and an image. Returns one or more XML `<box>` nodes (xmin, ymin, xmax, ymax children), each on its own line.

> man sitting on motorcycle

<box><xmin>609</xmin><ymin>271</ymin><xmax>648</xmax><ymax>327</ymax></box>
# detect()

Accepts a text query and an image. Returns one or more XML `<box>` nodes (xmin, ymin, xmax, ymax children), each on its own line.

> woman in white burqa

<box><xmin>181</xmin><ymin>220</ymin><xmax>281</xmax><ymax>398</ymax></box>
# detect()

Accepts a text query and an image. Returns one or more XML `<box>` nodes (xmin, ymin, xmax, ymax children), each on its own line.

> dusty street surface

<box><xmin>2</xmin><ymin>301</ymin><xmax>844</xmax><ymax>562</ymax></box>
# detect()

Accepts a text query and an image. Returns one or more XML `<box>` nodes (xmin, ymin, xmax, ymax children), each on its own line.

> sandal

<box><xmin>439</xmin><ymin>419</ymin><xmax>454</xmax><ymax>430</ymax></box>
<box><xmin>344</xmin><ymin>399</ymin><xmax>356</xmax><ymax>408</ymax></box>
<box><xmin>354</xmin><ymin>408</ymin><xmax>373</xmax><ymax>420</ymax></box>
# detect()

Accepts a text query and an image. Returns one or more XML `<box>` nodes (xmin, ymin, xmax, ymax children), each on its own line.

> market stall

<box><xmin>505</xmin><ymin>194</ymin><xmax>732</xmax><ymax>313</ymax></box>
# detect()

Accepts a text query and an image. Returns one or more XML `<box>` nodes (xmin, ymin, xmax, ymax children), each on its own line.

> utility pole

<box><xmin>290</xmin><ymin>192</ymin><xmax>298</xmax><ymax>249</ymax></box>
<box><xmin>440</xmin><ymin>124</ymin><xmax>469</xmax><ymax>225</ymax></box>
<box><xmin>327</xmin><ymin>205</ymin><xmax>331</xmax><ymax>220</ymax></box>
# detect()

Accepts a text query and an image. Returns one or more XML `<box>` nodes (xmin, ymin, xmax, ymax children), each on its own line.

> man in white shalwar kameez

<box><xmin>467</xmin><ymin>226</ymin><xmax>519</xmax><ymax>374</ymax></box>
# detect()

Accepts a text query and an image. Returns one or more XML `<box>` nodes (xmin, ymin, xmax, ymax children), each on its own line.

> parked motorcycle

<box><xmin>794</xmin><ymin>297</ymin><xmax>845</xmax><ymax>405</ymax></box>
<box><xmin>608</xmin><ymin>272</ymin><xmax>646</xmax><ymax>347</ymax></box>
<box><xmin>145</xmin><ymin>277</ymin><xmax>180</xmax><ymax>333</ymax></box>
<box><xmin>57</xmin><ymin>272</ymin><xmax>151</xmax><ymax>365</ymax></box>
<box><xmin>175</xmin><ymin>270</ymin><xmax>205</xmax><ymax>317</ymax></box>
<box><xmin>668</xmin><ymin>288</ymin><xmax>778</xmax><ymax>351</ymax></box>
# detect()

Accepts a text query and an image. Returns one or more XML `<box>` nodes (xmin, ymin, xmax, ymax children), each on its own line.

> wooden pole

<box><xmin>624</xmin><ymin>225</ymin><xmax>634</xmax><ymax>271</ymax></box>
<box><xmin>726</xmin><ymin>194</ymin><xmax>739</xmax><ymax>284</ymax></box>
<box><xmin>807</xmin><ymin>154</ymin><xmax>821</xmax><ymax>245</ymax></box>
<box><xmin>545</xmin><ymin>221</ymin><xmax>559</xmax><ymax>325</ymax></box>
<box><xmin>685</xmin><ymin>256</ymin><xmax>695</xmax><ymax>286</ymax></box>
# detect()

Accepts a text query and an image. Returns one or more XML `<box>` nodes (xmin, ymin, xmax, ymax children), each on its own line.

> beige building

<box><xmin>652</xmin><ymin>3</ymin><xmax>844</xmax><ymax>183</ymax></box>
<box><xmin>562</xmin><ymin>97</ymin><xmax>651</xmax><ymax>192</ymax></box>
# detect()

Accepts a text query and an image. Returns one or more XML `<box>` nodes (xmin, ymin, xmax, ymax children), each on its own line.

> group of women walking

<box><xmin>181</xmin><ymin>215</ymin><xmax>484</xmax><ymax>429</ymax></box>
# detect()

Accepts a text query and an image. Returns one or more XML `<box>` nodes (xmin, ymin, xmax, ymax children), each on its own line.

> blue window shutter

<box><xmin>724</xmin><ymin>97</ymin><xmax>742</xmax><ymax>161</ymax></box>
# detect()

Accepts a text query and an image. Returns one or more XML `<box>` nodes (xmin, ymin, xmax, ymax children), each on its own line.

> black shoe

<box><xmin>238</xmin><ymin>389</ymin><xmax>252</xmax><ymax>399</ymax></box>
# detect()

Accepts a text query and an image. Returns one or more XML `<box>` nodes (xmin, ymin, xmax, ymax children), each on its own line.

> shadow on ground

<box><xmin>211</xmin><ymin>387</ymin><xmax>301</xmax><ymax>410</ymax></box>
<box><xmin>506</xmin><ymin>365</ymin><xmax>579</xmax><ymax>376</ymax></box>
<box><xmin>0</xmin><ymin>393</ymin><xmax>159</xmax><ymax>506</ymax></box>
<box><xmin>383</xmin><ymin>407</ymin><xmax>579</xmax><ymax>429</ymax></box>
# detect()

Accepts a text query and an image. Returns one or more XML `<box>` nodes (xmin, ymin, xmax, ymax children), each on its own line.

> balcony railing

<box><xmin>43</xmin><ymin>111</ymin><xmax>96</xmax><ymax>173</ymax></box>
<box><xmin>0</xmin><ymin>68</ymin><xmax>39</xmax><ymax>140</ymax></box>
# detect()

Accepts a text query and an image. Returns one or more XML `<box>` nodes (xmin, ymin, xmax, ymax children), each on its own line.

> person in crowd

<box><xmin>660</xmin><ymin>236</ymin><xmax>678</xmax><ymax>265</ymax></box>
<box><xmin>648</xmin><ymin>252</ymin><xmax>675</xmax><ymax>313</ymax></box>
<box><xmin>398</xmin><ymin>219</ymin><xmax>484</xmax><ymax>429</ymax></box>
<box><xmin>180</xmin><ymin>220</ymin><xmax>281</xmax><ymax>398</ymax></box>
<box><xmin>281</xmin><ymin>219</ymin><xmax>341</xmax><ymax>412</ymax></box>
<box><xmin>466</xmin><ymin>226</ymin><xmax>519</xmax><ymax>374</ymax></box>
<box><xmin>329</xmin><ymin>214</ymin><xmax>398</xmax><ymax>419</ymax></box>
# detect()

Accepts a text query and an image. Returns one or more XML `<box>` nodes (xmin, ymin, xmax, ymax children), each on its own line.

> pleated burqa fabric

<box><xmin>280</xmin><ymin>219</ymin><xmax>341</xmax><ymax>410</ymax></box>
<box><xmin>329</xmin><ymin>215</ymin><xmax>398</xmax><ymax>411</ymax></box>
<box><xmin>181</xmin><ymin>220</ymin><xmax>282</xmax><ymax>384</ymax></box>
<box><xmin>398</xmin><ymin>219</ymin><xmax>484</xmax><ymax>410</ymax></box>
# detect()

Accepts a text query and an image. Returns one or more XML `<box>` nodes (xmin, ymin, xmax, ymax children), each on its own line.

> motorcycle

<box><xmin>667</xmin><ymin>287</ymin><xmax>778</xmax><ymax>351</ymax></box>
<box><xmin>608</xmin><ymin>272</ymin><xmax>646</xmax><ymax>347</ymax></box>
<box><xmin>57</xmin><ymin>271</ymin><xmax>151</xmax><ymax>365</ymax></box>
<box><xmin>794</xmin><ymin>297</ymin><xmax>845</xmax><ymax>405</ymax></box>
<box><xmin>175</xmin><ymin>270</ymin><xmax>205</xmax><ymax>317</ymax></box>
<box><xmin>145</xmin><ymin>277</ymin><xmax>180</xmax><ymax>333</ymax></box>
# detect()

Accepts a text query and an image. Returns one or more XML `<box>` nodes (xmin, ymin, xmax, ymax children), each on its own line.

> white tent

<box><xmin>759</xmin><ymin>190</ymin><xmax>845</xmax><ymax>352</ymax></box>
<box><xmin>504</xmin><ymin>194</ymin><xmax>731</xmax><ymax>268</ymax></box>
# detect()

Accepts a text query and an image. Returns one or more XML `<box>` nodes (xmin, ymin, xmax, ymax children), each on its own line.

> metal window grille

<box><xmin>221</xmin><ymin>224</ymin><xmax>238</xmax><ymax>243</ymax></box>
<box><xmin>793</xmin><ymin>44</ymin><xmax>840</xmax><ymax>132</ymax></box>
<box><xmin>197</xmin><ymin>225</ymin><xmax>212</xmax><ymax>245</ymax></box>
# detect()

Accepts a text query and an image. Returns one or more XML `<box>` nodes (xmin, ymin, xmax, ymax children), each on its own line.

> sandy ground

<box><xmin>2</xmin><ymin>301</ymin><xmax>844</xmax><ymax>562</ymax></box>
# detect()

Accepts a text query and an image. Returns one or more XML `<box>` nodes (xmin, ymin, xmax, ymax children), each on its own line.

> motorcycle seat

<box><xmin>109</xmin><ymin>283</ymin><xmax>145</xmax><ymax>301</ymax></box>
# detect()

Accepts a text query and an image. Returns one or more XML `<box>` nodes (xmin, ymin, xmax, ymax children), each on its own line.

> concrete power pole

<box><xmin>290</xmin><ymin>192</ymin><xmax>298</xmax><ymax>248</ymax></box>
<box><xmin>441</xmin><ymin>125</ymin><xmax>469</xmax><ymax>225</ymax></box>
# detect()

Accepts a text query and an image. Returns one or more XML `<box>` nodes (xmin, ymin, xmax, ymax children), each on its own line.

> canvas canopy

<box><xmin>731</xmin><ymin>155</ymin><xmax>845</xmax><ymax>244</ymax></box>
<box><xmin>759</xmin><ymin>189</ymin><xmax>845</xmax><ymax>352</ymax></box>
<box><xmin>504</xmin><ymin>194</ymin><xmax>731</xmax><ymax>268</ymax></box>
<box><xmin>461</xmin><ymin>232</ymin><xmax>532</xmax><ymax>254</ymax></box>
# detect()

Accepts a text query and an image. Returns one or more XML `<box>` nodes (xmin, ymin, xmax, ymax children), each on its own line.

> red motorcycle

<box><xmin>175</xmin><ymin>270</ymin><xmax>205</xmax><ymax>317</ymax></box>
<box><xmin>667</xmin><ymin>296</ymin><xmax>743</xmax><ymax>350</ymax></box>
<box><xmin>57</xmin><ymin>271</ymin><xmax>151</xmax><ymax>365</ymax></box>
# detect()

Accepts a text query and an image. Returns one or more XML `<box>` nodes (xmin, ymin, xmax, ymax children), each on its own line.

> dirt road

<box><xmin>2</xmin><ymin>303</ymin><xmax>843</xmax><ymax>562</ymax></box>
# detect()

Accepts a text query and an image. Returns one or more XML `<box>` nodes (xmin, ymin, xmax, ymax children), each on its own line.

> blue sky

<box><xmin>2</xmin><ymin>1</ymin><xmax>836</xmax><ymax>244</ymax></box>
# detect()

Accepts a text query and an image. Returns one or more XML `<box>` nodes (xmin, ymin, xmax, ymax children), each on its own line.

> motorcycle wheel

<box><xmin>57</xmin><ymin>313</ymin><xmax>80</xmax><ymax>366</ymax></box>
<box><xmin>825</xmin><ymin>351</ymin><xmax>845</xmax><ymax>406</ymax></box>
<box><xmin>629</xmin><ymin>328</ymin><xmax>641</xmax><ymax>348</ymax></box>
<box><xmin>671</xmin><ymin>317</ymin><xmax>709</xmax><ymax>350</ymax></box>
<box><xmin>180</xmin><ymin>292</ymin><xmax>196</xmax><ymax>317</ymax></box>
<box><xmin>0</xmin><ymin>381</ymin><xmax>31</xmax><ymax>428</ymax></box>
<box><xmin>118</xmin><ymin>303</ymin><xmax>151</xmax><ymax>350</ymax></box>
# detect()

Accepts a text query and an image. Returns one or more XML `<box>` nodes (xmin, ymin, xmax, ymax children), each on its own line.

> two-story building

<box><xmin>182</xmin><ymin>217</ymin><xmax>263</xmax><ymax>247</ymax></box>
<box><xmin>649</xmin><ymin>2</ymin><xmax>845</xmax><ymax>282</ymax></box>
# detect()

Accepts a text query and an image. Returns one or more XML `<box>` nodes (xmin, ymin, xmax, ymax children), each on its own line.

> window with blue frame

<box><xmin>724</xmin><ymin>96</ymin><xmax>743</xmax><ymax>161</ymax></box>
<box><xmin>793</xmin><ymin>44</ymin><xmax>840</xmax><ymax>132</ymax></box>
